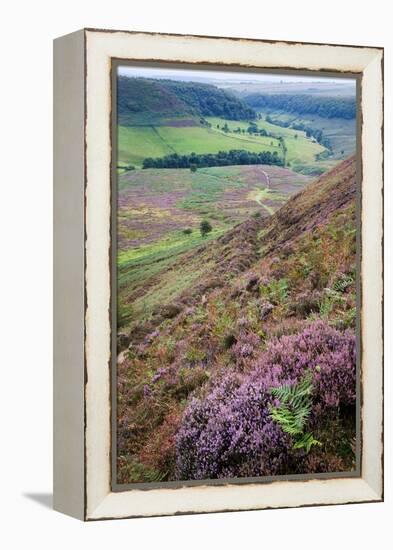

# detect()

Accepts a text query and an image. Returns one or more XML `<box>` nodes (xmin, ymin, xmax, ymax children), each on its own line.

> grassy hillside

<box><xmin>117</xmin><ymin>156</ymin><xmax>357</xmax><ymax>483</ymax></box>
<box><xmin>256</xmin><ymin>110</ymin><xmax>356</xmax><ymax>161</ymax></box>
<box><xmin>206</xmin><ymin>116</ymin><xmax>326</xmax><ymax>166</ymax></box>
<box><xmin>118</xmin><ymin>116</ymin><xmax>327</xmax><ymax>169</ymax></box>
<box><xmin>118</xmin><ymin>124</ymin><xmax>283</xmax><ymax>168</ymax></box>
<box><xmin>117</xmin><ymin>164</ymin><xmax>310</xmax><ymax>327</ymax></box>
<box><xmin>118</xmin><ymin>76</ymin><xmax>255</xmax><ymax>126</ymax></box>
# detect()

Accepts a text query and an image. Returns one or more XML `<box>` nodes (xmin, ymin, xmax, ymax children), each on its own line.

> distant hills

<box><xmin>118</xmin><ymin>76</ymin><xmax>356</xmax><ymax>128</ymax></box>
<box><xmin>244</xmin><ymin>93</ymin><xmax>356</xmax><ymax>119</ymax></box>
<box><xmin>117</xmin><ymin>76</ymin><xmax>356</xmax><ymax>170</ymax></box>
<box><xmin>118</xmin><ymin>77</ymin><xmax>256</xmax><ymax>126</ymax></box>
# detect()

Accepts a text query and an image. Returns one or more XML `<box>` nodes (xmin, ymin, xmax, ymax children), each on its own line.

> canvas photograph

<box><xmin>114</xmin><ymin>64</ymin><xmax>359</xmax><ymax>486</ymax></box>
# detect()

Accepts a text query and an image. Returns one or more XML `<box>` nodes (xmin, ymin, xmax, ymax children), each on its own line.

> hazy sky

<box><xmin>117</xmin><ymin>65</ymin><xmax>356</xmax><ymax>86</ymax></box>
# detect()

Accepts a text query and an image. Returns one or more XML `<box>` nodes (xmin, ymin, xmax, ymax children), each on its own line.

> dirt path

<box><xmin>252</xmin><ymin>168</ymin><xmax>274</xmax><ymax>214</ymax></box>
<box><xmin>261</xmin><ymin>169</ymin><xmax>270</xmax><ymax>188</ymax></box>
<box><xmin>254</xmin><ymin>191</ymin><xmax>274</xmax><ymax>215</ymax></box>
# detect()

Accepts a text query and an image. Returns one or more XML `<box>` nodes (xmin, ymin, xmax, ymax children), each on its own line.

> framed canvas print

<box><xmin>53</xmin><ymin>29</ymin><xmax>384</xmax><ymax>521</ymax></box>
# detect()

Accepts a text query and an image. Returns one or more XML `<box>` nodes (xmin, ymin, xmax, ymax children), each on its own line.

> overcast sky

<box><xmin>117</xmin><ymin>65</ymin><xmax>356</xmax><ymax>86</ymax></box>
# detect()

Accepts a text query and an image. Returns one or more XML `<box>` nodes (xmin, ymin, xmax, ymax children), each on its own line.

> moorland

<box><xmin>116</xmin><ymin>75</ymin><xmax>357</xmax><ymax>483</ymax></box>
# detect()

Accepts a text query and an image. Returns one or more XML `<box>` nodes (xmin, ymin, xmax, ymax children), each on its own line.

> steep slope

<box><xmin>117</xmin><ymin>156</ymin><xmax>357</xmax><ymax>483</ymax></box>
<box><xmin>256</xmin><ymin>154</ymin><xmax>355</xmax><ymax>252</ymax></box>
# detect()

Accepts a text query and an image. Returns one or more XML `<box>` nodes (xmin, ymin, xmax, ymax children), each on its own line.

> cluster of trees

<box><xmin>182</xmin><ymin>221</ymin><xmax>213</xmax><ymax>237</ymax></box>
<box><xmin>245</xmin><ymin>94</ymin><xmax>356</xmax><ymax>119</ymax></box>
<box><xmin>290</xmin><ymin>121</ymin><xmax>331</xmax><ymax>149</ymax></box>
<box><xmin>265</xmin><ymin>115</ymin><xmax>331</xmax><ymax>150</ymax></box>
<box><xmin>216</xmin><ymin>121</ymin><xmax>270</xmax><ymax>137</ymax></box>
<box><xmin>246</xmin><ymin>122</ymin><xmax>269</xmax><ymax>136</ymax></box>
<box><xmin>142</xmin><ymin>149</ymin><xmax>284</xmax><ymax>169</ymax></box>
<box><xmin>278</xmin><ymin>136</ymin><xmax>288</xmax><ymax>166</ymax></box>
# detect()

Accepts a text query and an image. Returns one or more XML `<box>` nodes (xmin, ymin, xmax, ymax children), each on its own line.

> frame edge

<box><xmin>53</xmin><ymin>29</ymin><xmax>86</xmax><ymax>521</ymax></box>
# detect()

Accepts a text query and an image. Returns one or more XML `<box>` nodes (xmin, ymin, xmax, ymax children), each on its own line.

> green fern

<box><xmin>293</xmin><ymin>432</ymin><xmax>322</xmax><ymax>453</ymax></box>
<box><xmin>269</xmin><ymin>369</ymin><xmax>321</xmax><ymax>453</ymax></box>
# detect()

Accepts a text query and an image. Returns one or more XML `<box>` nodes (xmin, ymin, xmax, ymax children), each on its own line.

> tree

<box><xmin>200</xmin><ymin>220</ymin><xmax>212</xmax><ymax>237</ymax></box>
<box><xmin>190</xmin><ymin>164</ymin><xmax>197</xmax><ymax>172</ymax></box>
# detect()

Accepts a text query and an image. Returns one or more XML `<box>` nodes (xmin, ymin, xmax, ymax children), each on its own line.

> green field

<box><xmin>255</xmin><ymin>110</ymin><xmax>356</xmax><ymax>161</ymax></box>
<box><xmin>118</xmin><ymin>117</ymin><xmax>327</xmax><ymax>170</ymax></box>
<box><xmin>206</xmin><ymin>116</ymin><xmax>326</xmax><ymax>167</ymax></box>
<box><xmin>118</xmin><ymin>123</ymin><xmax>285</xmax><ymax>167</ymax></box>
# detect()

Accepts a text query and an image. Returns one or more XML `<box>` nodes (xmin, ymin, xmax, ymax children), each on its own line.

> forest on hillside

<box><xmin>118</xmin><ymin>76</ymin><xmax>256</xmax><ymax>125</ymax></box>
<box><xmin>244</xmin><ymin>93</ymin><xmax>356</xmax><ymax>119</ymax></box>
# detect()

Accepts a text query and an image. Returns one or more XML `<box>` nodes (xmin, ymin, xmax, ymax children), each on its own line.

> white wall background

<box><xmin>0</xmin><ymin>1</ymin><xmax>391</xmax><ymax>548</ymax></box>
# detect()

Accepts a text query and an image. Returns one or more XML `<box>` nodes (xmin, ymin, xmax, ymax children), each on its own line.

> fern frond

<box><xmin>293</xmin><ymin>432</ymin><xmax>322</xmax><ymax>453</ymax></box>
<box><xmin>269</xmin><ymin>369</ymin><xmax>320</xmax><ymax>453</ymax></box>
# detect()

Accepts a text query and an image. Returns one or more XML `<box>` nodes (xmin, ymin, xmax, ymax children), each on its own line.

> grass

<box><xmin>118</xmin><ymin>113</ymin><xmax>352</xmax><ymax>175</ymax></box>
<box><xmin>206</xmin><ymin>116</ymin><xmax>326</xmax><ymax>167</ymax></box>
<box><xmin>118</xmin><ymin>227</ymin><xmax>226</xmax><ymax>325</ymax></box>
<box><xmin>119</xmin><ymin>226</ymin><xmax>225</xmax><ymax>269</ymax></box>
<box><xmin>255</xmin><ymin>110</ymin><xmax>356</xmax><ymax>161</ymax></box>
<box><xmin>119</xmin><ymin>123</ymin><xmax>281</xmax><ymax>167</ymax></box>
<box><xmin>118</xmin><ymin>126</ymin><xmax>175</xmax><ymax>167</ymax></box>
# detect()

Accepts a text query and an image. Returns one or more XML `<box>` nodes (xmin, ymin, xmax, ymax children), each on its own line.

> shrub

<box><xmin>230</xmin><ymin>331</ymin><xmax>261</xmax><ymax>367</ymax></box>
<box><xmin>183</xmin><ymin>228</ymin><xmax>193</xmax><ymax>235</ymax></box>
<box><xmin>200</xmin><ymin>220</ymin><xmax>213</xmax><ymax>237</ymax></box>
<box><xmin>254</xmin><ymin>320</ymin><xmax>356</xmax><ymax>409</ymax></box>
<box><xmin>288</xmin><ymin>291</ymin><xmax>322</xmax><ymax>317</ymax></box>
<box><xmin>223</xmin><ymin>333</ymin><xmax>237</xmax><ymax>349</ymax></box>
<box><xmin>175</xmin><ymin>321</ymin><xmax>355</xmax><ymax>479</ymax></box>
<box><xmin>260</xmin><ymin>278</ymin><xmax>289</xmax><ymax>305</ymax></box>
<box><xmin>175</xmin><ymin>373</ymin><xmax>293</xmax><ymax>480</ymax></box>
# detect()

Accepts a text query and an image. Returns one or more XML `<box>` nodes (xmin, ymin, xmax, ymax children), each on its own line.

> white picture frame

<box><xmin>53</xmin><ymin>28</ymin><xmax>383</xmax><ymax>521</ymax></box>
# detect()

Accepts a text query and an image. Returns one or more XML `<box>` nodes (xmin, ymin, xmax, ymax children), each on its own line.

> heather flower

<box><xmin>175</xmin><ymin>373</ymin><xmax>292</xmax><ymax>480</ymax></box>
<box><xmin>175</xmin><ymin>321</ymin><xmax>356</xmax><ymax>480</ymax></box>
<box><xmin>237</xmin><ymin>316</ymin><xmax>250</xmax><ymax>328</ymax></box>
<box><xmin>151</xmin><ymin>367</ymin><xmax>167</xmax><ymax>384</ymax></box>
<box><xmin>254</xmin><ymin>320</ymin><xmax>356</xmax><ymax>408</ymax></box>
<box><xmin>231</xmin><ymin>331</ymin><xmax>261</xmax><ymax>365</ymax></box>
<box><xmin>143</xmin><ymin>384</ymin><xmax>152</xmax><ymax>398</ymax></box>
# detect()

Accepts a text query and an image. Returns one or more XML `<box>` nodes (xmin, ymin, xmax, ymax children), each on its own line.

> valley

<box><xmin>115</xmin><ymin>71</ymin><xmax>358</xmax><ymax>485</ymax></box>
<box><xmin>118</xmin><ymin>164</ymin><xmax>311</xmax><ymax>327</ymax></box>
